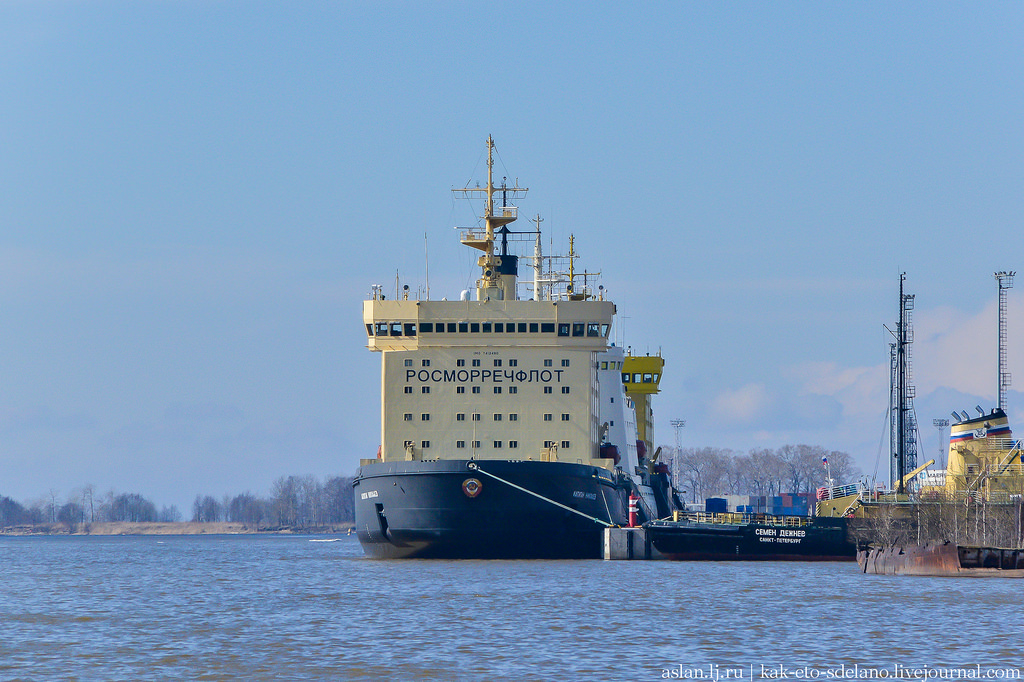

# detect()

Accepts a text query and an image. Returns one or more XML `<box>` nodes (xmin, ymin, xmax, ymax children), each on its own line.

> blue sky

<box><xmin>2</xmin><ymin>2</ymin><xmax>1023</xmax><ymax>511</ymax></box>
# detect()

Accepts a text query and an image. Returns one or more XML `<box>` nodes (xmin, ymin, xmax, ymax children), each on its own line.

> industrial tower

<box><xmin>889</xmin><ymin>273</ymin><xmax>920</xmax><ymax>493</ymax></box>
<box><xmin>995</xmin><ymin>271</ymin><xmax>1014</xmax><ymax>412</ymax></box>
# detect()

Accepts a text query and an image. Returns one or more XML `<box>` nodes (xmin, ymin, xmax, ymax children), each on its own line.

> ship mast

<box><xmin>532</xmin><ymin>214</ymin><xmax>543</xmax><ymax>302</ymax></box>
<box><xmin>453</xmin><ymin>136</ymin><xmax>527</xmax><ymax>301</ymax></box>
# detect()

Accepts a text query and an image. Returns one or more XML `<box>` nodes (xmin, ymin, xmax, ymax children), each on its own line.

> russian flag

<box><xmin>822</xmin><ymin>456</ymin><xmax>828</xmax><ymax>466</ymax></box>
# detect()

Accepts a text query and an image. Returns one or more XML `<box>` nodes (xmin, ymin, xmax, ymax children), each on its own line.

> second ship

<box><xmin>353</xmin><ymin>137</ymin><xmax>682</xmax><ymax>559</ymax></box>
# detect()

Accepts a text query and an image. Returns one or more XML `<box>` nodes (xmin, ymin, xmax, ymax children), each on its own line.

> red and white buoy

<box><xmin>628</xmin><ymin>494</ymin><xmax>639</xmax><ymax>527</ymax></box>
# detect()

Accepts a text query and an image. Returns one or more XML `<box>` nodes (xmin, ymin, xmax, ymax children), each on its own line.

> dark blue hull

<box><xmin>647</xmin><ymin>516</ymin><xmax>855</xmax><ymax>561</ymax></box>
<box><xmin>353</xmin><ymin>459</ymin><xmax>630</xmax><ymax>559</ymax></box>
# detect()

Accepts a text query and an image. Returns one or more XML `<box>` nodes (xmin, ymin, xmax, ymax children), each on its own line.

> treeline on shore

<box><xmin>0</xmin><ymin>474</ymin><xmax>355</xmax><ymax>533</ymax></box>
<box><xmin>667</xmin><ymin>444</ymin><xmax>862</xmax><ymax>502</ymax></box>
<box><xmin>2</xmin><ymin>443</ymin><xmax>862</xmax><ymax>533</ymax></box>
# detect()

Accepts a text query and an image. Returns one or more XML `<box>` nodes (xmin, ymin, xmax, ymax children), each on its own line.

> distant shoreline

<box><xmin>0</xmin><ymin>521</ymin><xmax>355</xmax><ymax>536</ymax></box>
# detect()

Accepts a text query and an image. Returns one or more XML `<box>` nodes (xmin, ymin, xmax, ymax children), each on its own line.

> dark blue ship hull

<box><xmin>353</xmin><ymin>459</ymin><xmax>632</xmax><ymax>559</ymax></box>
<box><xmin>647</xmin><ymin>516</ymin><xmax>855</xmax><ymax>561</ymax></box>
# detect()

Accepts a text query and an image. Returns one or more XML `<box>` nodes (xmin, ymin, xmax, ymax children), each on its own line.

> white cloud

<box><xmin>711</xmin><ymin>383</ymin><xmax>771</xmax><ymax>423</ymax></box>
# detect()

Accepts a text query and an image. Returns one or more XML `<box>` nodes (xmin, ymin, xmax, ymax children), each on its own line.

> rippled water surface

<box><xmin>1</xmin><ymin>535</ymin><xmax>1020</xmax><ymax>680</ymax></box>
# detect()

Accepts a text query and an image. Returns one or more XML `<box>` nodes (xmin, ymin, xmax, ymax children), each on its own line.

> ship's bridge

<box><xmin>621</xmin><ymin>354</ymin><xmax>664</xmax><ymax>395</ymax></box>
<box><xmin>363</xmin><ymin>299</ymin><xmax>615</xmax><ymax>351</ymax></box>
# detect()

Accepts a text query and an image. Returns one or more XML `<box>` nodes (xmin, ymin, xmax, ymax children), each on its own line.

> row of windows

<box><xmin>404</xmin><ymin>440</ymin><xmax>571</xmax><ymax>450</ymax></box>
<box><xmin>403</xmin><ymin>413</ymin><xmax>570</xmax><ymax>422</ymax></box>
<box><xmin>622</xmin><ymin>372</ymin><xmax>661</xmax><ymax>384</ymax></box>
<box><xmin>405</xmin><ymin>358</ymin><xmax>524</xmax><ymax>368</ymax></box>
<box><xmin>404</xmin><ymin>358</ymin><xmax>567</xmax><ymax>368</ymax></box>
<box><xmin>369</xmin><ymin>321</ymin><xmax>610</xmax><ymax>338</ymax></box>
<box><xmin>404</xmin><ymin>385</ymin><xmax>566</xmax><ymax>395</ymax></box>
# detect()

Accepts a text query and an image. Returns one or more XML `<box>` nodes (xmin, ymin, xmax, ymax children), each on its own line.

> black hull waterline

<box><xmin>353</xmin><ymin>459</ymin><xmax>635</xmax><ymax>559</ymax></box>
<box><xmin>647</xmin><ymin>517</ymin><xmax>855</xmax><ymax>561</ymax></box>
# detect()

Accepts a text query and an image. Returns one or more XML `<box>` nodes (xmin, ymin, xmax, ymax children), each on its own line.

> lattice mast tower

<box><xmin>889</xmin><ymin>273</ymin><xmax>919</xmax><ymax>494</ymax></box>
<box><xmin>670</xmin><ymin>418</ymin><xmax>685</xmax><ymax>491</ymax></box>
<box><xmin>995</xmin><ymin>271</ymin><xmax>1015</xmax><ymax>412</ymax></box>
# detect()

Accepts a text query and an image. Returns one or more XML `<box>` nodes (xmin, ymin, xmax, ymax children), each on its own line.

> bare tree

<box><xmin>746</xmin><ymin>448</ymin><xmax>782</xmax><ymax>498</ymax></box>
<box><xmin>192</xmin><ymin>495</ymin><xmax>223</xmax><ymax>522</ymax></box>
<box><xmin>83</xmin><ymin>484</ymin><xmax>96</xmax><ymax>523</ymax></box>
<box><xmin>227</xmin><ymin>492</ymin><xmax>264</xmax><ymax>527</ymax></box>
<box><xmin>271</xmin><ymin>476</ymin><xmax>299</xmax><ymax>527</ymax></box>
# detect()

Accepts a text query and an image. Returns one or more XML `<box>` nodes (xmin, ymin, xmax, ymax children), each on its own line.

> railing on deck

<box><xmin>671</xmin><ymin>511</ymin><xmax>811</xmax><ymax>527</ymax></box>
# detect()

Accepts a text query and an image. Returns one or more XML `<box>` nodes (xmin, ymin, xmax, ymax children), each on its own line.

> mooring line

<box><xmin>467</xmin><ymin>462</ymin><xmax>614</xmax><ymax>527</ymax></box>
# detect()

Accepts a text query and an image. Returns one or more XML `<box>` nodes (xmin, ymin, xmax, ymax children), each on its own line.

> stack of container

<box><xmin>709</xmin><ymin>493</ymin><xmax>817</xmax><ymax>516</ymax></box>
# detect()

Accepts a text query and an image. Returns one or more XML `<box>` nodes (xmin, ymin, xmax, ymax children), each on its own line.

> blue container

<box><xmin>705</xmin><ymin>498</ymin><xmax>728</xmax><ymax>513</ymax></box>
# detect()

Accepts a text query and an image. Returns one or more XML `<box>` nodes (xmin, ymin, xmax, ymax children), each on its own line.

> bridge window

<box><xmin>375</xmin><ymin>323</ymin><xmax>389</xmax><ymax>335</ymax></box>
<box><xmin>390</xmin><ymin>323</ymin><xmax>402</xmax><ymax>336</ymax></box>
<box><xmin>448</xmin><ymin>323</ymin><xmax>457</xmax><ymax>333</ymax></box>
<box><xmin>557</xmin><ymin>323</ymin><xmax>570</xmax><ymax>336</ymax></box>
<box><xmin>458</xmin><ymin>322</ymin><xmax>468</xmax><ymax>333</ymax></box>
<box><xmin>404</xmin><ymin>323</ymin><xmax>416</xmax><ymax>336</ymax></box>
<box><xmin>420</xmin><ymin>323</ymin><xmax>433</xmax><ymax>333</ymax></box>
<box><xmin>541</xmin><ymin>323</ymin><xmax>555</xmax><ymax>333</ymax></box>
<box><xmin>365</xmin><ymin>324</ymin><xmax>373</xmax><ymax>336</ymax></box>
<box><xmin>602</xmin><ymin>324</ymin><xmax>610</xmax><ymax>337</ymax></box>
<box><xmin>572</xmin><ymin>323</ymin><xmax>584</xmax><ymax>337</ymax></box>
<box><xmin>587</xmin><ymin>323</ymin><xmax>600</xmax><ymax>337</ymax></box>
<box><xmin>482</xmin><ymin>322</ymin><xmax>492</xmax><ymax>333</ymax></box>
<box><xmin>493</xmin><ymin>323</ymin><xmax>503</xmax><ymax>332</ymax></box>
<box><xmin>470</xmin><ymin>323</ymin><xmax>480</xmax><ymax>333</ymax></box>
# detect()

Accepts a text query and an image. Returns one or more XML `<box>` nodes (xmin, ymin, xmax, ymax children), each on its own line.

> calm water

<box><xmin>0</xmin><ymin>535</ymin><xmax>1020</xmax><ymax>681</ymax></box>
